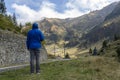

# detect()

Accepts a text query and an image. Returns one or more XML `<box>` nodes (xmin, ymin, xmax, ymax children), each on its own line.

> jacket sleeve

<box><xmin>26</xmin><ymin>32</ymin><xmax>30</xmax><ymax>50</ymax></box>
<box><xmin>39</xmin><ymin>31</ymin><xmax>44</xmax><ymax>41</ymax></box>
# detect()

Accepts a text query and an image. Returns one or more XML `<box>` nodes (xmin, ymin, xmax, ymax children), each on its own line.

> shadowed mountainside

<box><xmin>83</xmin><ymin>2</ymin><xmax>120</xmax><ymax>43</ymax></box>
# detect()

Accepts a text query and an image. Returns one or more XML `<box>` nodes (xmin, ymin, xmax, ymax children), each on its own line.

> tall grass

<box><xmin>0</xmin><ymin>56</ymin><xmax>120</xmax><ymax>80</ymax></box>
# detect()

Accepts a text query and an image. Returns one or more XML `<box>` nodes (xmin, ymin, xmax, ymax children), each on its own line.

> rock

<box><xmin>0</xmin><ymin>29</ymin><xmax>47</xmax><ymax>66</ymax></box>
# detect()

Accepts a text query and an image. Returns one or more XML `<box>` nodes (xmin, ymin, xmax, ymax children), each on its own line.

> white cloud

<box><xmin>12</xmin><ymin>4</ymin><xmax>37</xmax><ymax>24</ymax></box>
<box><xmin>11</xmin><ymin>0</ymin><xmax>120</xmax><ymax>24</ymax></box>
<box><xmin>12</xmin><ymin>0</ymin><xmax>84</xmax><ymax>24</ymax></box>
<box><xmin>38</xmin><ymin>1</ymin><xmax>83</xmax><ymax>18</ymax></box>
<box><xmin>66</xmin><ymin>0</ymin><xmax>110</xmax><ymax>11</ymax></box>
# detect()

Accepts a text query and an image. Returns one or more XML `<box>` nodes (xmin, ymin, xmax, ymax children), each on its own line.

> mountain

<box><xmin>22</xmin><ymin>2</ymin><xmax>118</xmax><ymax>47</ymax></box>
<box><xmin>36</xmin><ymin>2</ymin><xmax>118</xmax><ymax>45</ymax></box>
<box><xmin>83</xmin><ymin>2</ymin><xmax>120</xmax><ymax>43</ymax></box>
<box><xmin>64</xmin><ymin>2</ymin><xmax>118</xmax><ymax>33</ymax></box>
<box><xmin>37</xmin><ymin>18</ymin><xmax>67</xmax><ymax>43</ymax></box>
<box><xmin>105</xmin><ymin>2</ymin><xmax>120</xmax><ymax>21</ymax></box>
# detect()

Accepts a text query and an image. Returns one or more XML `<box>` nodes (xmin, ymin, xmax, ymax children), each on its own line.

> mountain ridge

<box><xmin>83</xmin><ymin>2</ymin><xmax>120</xmax><ymax>43</ymax></box>
<box><xmin>36</xmin><ymin>2</ymin><xmax>118</xmax><ymax>46</ymax></box>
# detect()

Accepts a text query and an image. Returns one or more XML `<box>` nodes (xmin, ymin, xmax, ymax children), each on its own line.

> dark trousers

<box><xmin>29</xmin><ymin>49</ymin><xmax>40</xmax><ymax>73</ymax></box>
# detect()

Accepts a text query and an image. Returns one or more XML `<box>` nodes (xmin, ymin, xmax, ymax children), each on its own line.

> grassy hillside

<box><xmin>100</xmin><ymin>40</ymin><xmax>120</xmax><ymax>58</ymax></box>
<box><xmin>0</xmin><ymin>56</ymin><xmax>120</xmax><ymax>80</ymax></box>
<box><xmin>0</xmin><ymin>14</ymin><xmax>20</xmax><ymax>33</ymax></box>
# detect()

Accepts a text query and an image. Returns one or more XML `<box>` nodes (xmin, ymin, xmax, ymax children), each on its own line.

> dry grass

<box><xmin>45</xmin><ymin>44</ymin><xmax>79</xmax><ymax>58</ymax></box>
<box><xmin>0</xmin><ymin>56</ymin><xmax>120</xmax><ymax>80</ymax></box>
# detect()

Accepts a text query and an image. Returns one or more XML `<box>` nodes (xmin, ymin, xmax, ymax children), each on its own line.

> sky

<box><xmin>4</xmin><ymin>0</ymin><xmax>120</xmax><ymax>24</ymax></box>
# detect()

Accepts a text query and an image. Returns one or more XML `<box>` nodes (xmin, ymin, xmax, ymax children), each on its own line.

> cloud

<box><xmin>38</xmin><ymin>1</ymin><xmax>83</xmax><ymax>18</ymax></box>
<box><xmin>12</xmin><ymin>0</ymin><xmax>84</xmax><ymax>24</ymax></box>
<box><xmin>11</xmin><ymin>0</ymin><xmax>120</xmax><ymax>24</ymax></box>
<box><xmin>13</xmin><ymin>0</ymin><xmax>43</xmax><ymax>10</ymax></box>
<box><xmin>66</xmin><ymin>0</ymin><xmax>110</xmax><ymax>11</ymax></box>
<box><xmin>12</xmin><ymin>4</ymin><xmax>37</xmax><ymax>24</ymax></box>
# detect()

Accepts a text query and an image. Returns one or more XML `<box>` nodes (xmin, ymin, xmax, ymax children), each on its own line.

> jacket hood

<box><xmin>32</xmin><ymin>23</ymin><xmax>38</xmax><ymax>29</ymax></box>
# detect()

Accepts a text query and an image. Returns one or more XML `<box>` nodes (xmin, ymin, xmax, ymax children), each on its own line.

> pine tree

<box><xmin>0</xmin><ymin>0</ymin><xmax>6</xmax><ymax>14</ymax></box>
<box><xmin>114</xmin><ymin>34</ymin><xmax>120</xmax><ymax>41</ymax></box>
<box><xmin>89</xmin><ymin>48</ymin><xmax>92</xmax><ymax>55</ymax></box>
<box><xmin>65</xmin><ymin>53</ymin><xmax>70</xmax><ymax>59</ymax></box>
<box><xmin>116</xmin><ymin>47</ymin><xmax>120</xmax><ymax>62</ymax></box>
<box><xmin>8</xmin><ymin>15</ymin><xmax>13</xmax><ymax>21</ymax></box>
<box><xmin>19</xmin><ymin>23</ymin><xmax>23</xmax><ymax>29</ymax></box>
<box><xmin>102</xmin><ymin>40</ymin><xmax>108</xmax><ymax>48</ymax></box>
<box><xmin>13</xmin><ymin>13</ymin><xmax>17</xmax><ymax>26</ymax></box>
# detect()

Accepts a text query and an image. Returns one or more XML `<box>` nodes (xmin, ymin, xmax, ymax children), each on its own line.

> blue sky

<box><xmin>4</xmin><ymin>0</ymin><xmax>120</xmax><ymax>24</ymax></box>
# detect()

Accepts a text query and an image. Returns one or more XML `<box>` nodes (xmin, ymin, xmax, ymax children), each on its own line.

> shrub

<box><xmin>102</xmin><ymin>40</ymin><xmax>108</xmax><ymax>48</ymax></box>
<box><xmin>114</xmin><ymin>34</ymin><xmax>120</xmax><ymax>41</ymax></box>
<box><xmin>64</xmin><ymin>53</ymin><xmax>70</xmax><ymax>59</ymax></box>
<box><xmin>89</xmin><ymin>48</ymin><xmax>92</xmax><ymax>53</ymax></box>
<box><xmin>116</xmin><ymin>46</ymin><xmax>120</xmax><ymax>62</ymax></box>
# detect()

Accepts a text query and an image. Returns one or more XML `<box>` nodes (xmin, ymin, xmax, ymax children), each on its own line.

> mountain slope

<box><xmin>0</xmin><ymin>14</ymin><xmax>20</xmax><ymax>33</ymax></box>
<box><xmin>38</xmin><ymin>18</ymin><xmax>67</xmax><ymax>43</ymax></box>
<box><xmin>83</xmin><ymin>2</ymin><xmax>120</xmax><ymax>43</ymax></box>
<box><xmin>64</xmin><ymin>2</ymin><xmax>118</xmax><ymax>33</ymax></box>
<box><xmin>36</xmin><ymin>2</ymin><xmax>117</xmax><ymax>44</ymax></box>
<box><xmin>101</xmin><ymin>40</ymin><xmax>120</xmax><ymax>58</ymax></box>
<box><xmin>105</xmin><ymin>2</ymin><xmax>120</xmax><ymax>21</ymax></box>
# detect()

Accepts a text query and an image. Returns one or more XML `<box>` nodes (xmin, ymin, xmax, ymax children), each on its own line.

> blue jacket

<box><xmin>26</xmin><ymin>23</ymin><xmax>44</xmax><ymax>49</ymax></box>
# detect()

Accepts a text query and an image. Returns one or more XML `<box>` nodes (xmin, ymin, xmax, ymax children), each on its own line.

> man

<box><xmin>26</xmin><ymin>23</ymin><xmax>45</xmax><ymax>74</ymax></box>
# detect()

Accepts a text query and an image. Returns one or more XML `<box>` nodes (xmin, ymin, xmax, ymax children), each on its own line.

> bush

<box><xmin>89</xmin><ymin>48</ymin><xmax>92</xmax><ymax>55</ymax></box>
<box><xmin>64</xmin><ymin>53</ymin><xmax>70</xmax><ymax>59</ymax></box>
<box><xmin>116</xmin><ymin>46</ymin><xmax>120</xmax><ymax>62</ymax></box>
<box><xmin>114</xmin><ymin>34</ymin><xmax>120</xmax><ymax>41</ymax></box>
<box><xmin>102</xmin><ymin>40</ymin><xmax>108</xmax><ymax>48</ymax></box>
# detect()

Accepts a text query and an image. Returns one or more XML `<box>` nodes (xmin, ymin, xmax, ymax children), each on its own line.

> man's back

<box><xmin>26</xmin><ymin>23</ymin><xmax>44</xmax><ymax>49</ymax></box>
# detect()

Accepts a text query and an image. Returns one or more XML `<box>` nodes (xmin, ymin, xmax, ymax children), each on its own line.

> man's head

<box><xmin>32</xmin><ymin>23</ymin><xmax>38</xmax><ymax>29</ymax></box>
